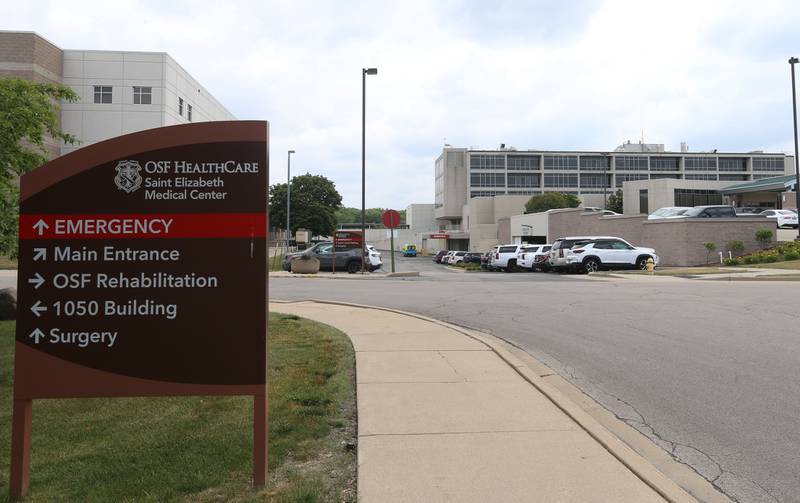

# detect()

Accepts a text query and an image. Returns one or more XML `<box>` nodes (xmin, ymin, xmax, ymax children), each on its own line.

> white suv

<box><xmin>517</xmin><ymin>245</ymin><xmax>552</xmax><ymax>271</ymax></box>
<box><xmin>450</xmin><ymin>251</ymin><xmax>468</xmax><ymax>265</ymax></box>
<box><xmin>490</xmin><ymin>244</ymin><xmax>527</xmax><ymax>272</ymax></box>
<box><xmin>558</xmin><ymin>237</ymin><xmax>659</xmax><ymax>273</ymax></box>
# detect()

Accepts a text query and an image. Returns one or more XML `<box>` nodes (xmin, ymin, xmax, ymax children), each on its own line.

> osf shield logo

<box><xmin>114</xmin><ymin>160</ymin><xmax>143</xmax><ymax>193</ymax></box>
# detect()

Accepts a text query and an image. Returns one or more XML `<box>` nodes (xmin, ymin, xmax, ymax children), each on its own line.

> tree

<box><xmin>703</xmin><ymin>242</ymin><xmax>716</xmax><ymax>264</ymax></box>
<box><xmin>269</xmin><ymin>173</ymin><xmax>342</xmax><ymax>237</ymax></box>
<box><xmin>0</xmin><ymin>78</ymin><xmax>79</xmax><ymax>257</ymax></box>
<box><xmin>606</xmin><ymin>189</ymin><xmax>624</xmax><ymax>214</ymax></box>
<box><xmin>524</xmin><ymin>192</ymin><xmax>581</xmax><ymax>213</ymax></box>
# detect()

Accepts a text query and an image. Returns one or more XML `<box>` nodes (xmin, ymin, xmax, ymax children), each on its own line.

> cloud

<box><xmin>4</xmin><ymin>0</ymin><xmax>799</xmax><ymax>207</ymax></box>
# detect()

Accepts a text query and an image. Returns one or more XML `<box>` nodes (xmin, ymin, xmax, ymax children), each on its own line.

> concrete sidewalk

<box><xmin>270</xmin><ymin>300</ymin><xmax>698</xmax><ymax>503</ymax></box>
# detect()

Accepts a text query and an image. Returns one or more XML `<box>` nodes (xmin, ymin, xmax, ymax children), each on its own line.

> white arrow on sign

<box><xmin>30</xmin><ymin>300</ymin><xmax>47</xmax><ymax>317</ymax></box>
<box><xmin>28</xmin><ymin>273</ymin><xmax>45</xmax><ymax>289</ymax></box>
<box><xmin>33</xmin><ymin>219</ymin><xmax>49</xmax><ymax>236</ymax></box>
<box><xmin>33</xmin><ymin>248</ymin><xmax>47</xmax><ymax>261</ymax></box>
<box><xmin>29</xmin><ymin>328</ymin><xmax>45</xmax><ymax>343</ymax></box>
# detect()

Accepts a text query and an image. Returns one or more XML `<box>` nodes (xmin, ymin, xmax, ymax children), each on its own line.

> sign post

<box><xmin>381</xmin><ymin>210</ymin><xmax>401</xmax><ymax>273</ymax></box>
<box><xmin>333</xmin><ymin>231</ymin><xmax>364</xmax><ymax>274</ymax></box>
<box><xmin>10</xmin><ymin>121</ymin><xmax>269</xmax><ymax>498</ymax></box>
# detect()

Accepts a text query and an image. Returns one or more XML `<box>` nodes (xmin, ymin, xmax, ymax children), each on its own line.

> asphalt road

<box><xmin>271</xmin><ymin>254</ymin><xmax>800</xmax><ymax>503</ymax></box>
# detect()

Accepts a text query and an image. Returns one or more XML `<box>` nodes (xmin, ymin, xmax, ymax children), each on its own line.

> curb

<box><xmin>269</xmin><ymin>298</ymin><xmax>698</xmax><ymax>503</ymax></box>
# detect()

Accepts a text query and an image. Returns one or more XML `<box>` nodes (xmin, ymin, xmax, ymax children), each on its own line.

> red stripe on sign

<box><xmin>20</xmin><ymin>213</ymin><xmax>267</xmax><ymax>240</ymax></box>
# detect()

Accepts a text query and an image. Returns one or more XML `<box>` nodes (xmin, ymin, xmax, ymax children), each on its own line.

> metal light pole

<box><xmin>287</xmin><ymin>150</ymin><xmax>295</xmax><ymax>247</ymax></box>
<box><xmin>790</xmin><ymin>57</ymin><xmax>800</xmax><ymax>240</ymax></box>
<box><xmin>362</xmin><ymin>67</ymin><xmax>378</xmax><ymax>272</ymax></box>
<box><xmin>602</xmin><ymin>153</ymin><xmax>609</xmax><ymax>209</ymax></box>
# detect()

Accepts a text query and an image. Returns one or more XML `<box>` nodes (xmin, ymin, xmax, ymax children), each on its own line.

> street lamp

<box><xmin>790</xmin><ymin>57</ymin><xmax>800</xmax><ymax>240</ymax></box>
<box><xmin>362</xmin><ymin>67</ymin><xmax>378</xmax><ymax>272</ymax></box>
<box><xmin>287</xmin><ymin>150</ymin><xmax>295</xmax><ymax>247</ymax></box>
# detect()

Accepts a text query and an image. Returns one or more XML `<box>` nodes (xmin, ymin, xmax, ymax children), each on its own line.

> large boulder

<box><xmin>291</xmin><ymin>255</ymin><xmax>320</xmax><ymax>274</ymax></box>
<box><xmin>0</xmin><ymin>288</ymin><xmax>17</xmax><ymax>320</ymax></box>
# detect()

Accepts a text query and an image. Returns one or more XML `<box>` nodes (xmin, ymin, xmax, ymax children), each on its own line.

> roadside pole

<box><xmin>390</xmin><ymin>229</ymin><xmax>395</xmax><ymax>272</ymax></box>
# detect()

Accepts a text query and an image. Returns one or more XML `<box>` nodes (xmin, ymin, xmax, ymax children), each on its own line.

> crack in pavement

<box><xmin>561</xmin><ymin>370</ymin><xmax>780</xmax><ymax>503</ymax></box>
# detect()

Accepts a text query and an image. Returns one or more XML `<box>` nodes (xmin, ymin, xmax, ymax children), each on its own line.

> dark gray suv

<box><xmin>282</xmin><ymin>242</ymin><xmax>370</xmax><ymax>273</ymax></box>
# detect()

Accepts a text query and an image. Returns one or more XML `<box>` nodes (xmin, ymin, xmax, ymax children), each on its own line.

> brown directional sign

<box><xmin>9</xmin><ymin>121</ymin><xmax>269</xmax><ymax>498</ymax></box>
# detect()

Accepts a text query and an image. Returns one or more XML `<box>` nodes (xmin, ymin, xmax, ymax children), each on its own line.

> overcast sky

<box><xmin>5</xmin><ymin>0</ymin><xmax>800</xmax><ymax>208</ymax></box>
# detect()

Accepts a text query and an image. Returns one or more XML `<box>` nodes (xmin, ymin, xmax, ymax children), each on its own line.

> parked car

<box><xmin>490</xmin><ymin>244</ymin><xmax>528</xmax><ymax>272</ymax></box>
<box><xmin>402</xmin><ymin>244</ymin><xmax>418</xmax><ymax>257</ymax></box>
<box><xmin>548</xmin><ymin>236</ymin><xmax>603</xmax><ymax>271</ymax></box>
<box><xmin>442</xmin><ymin>251</ymin><xmax>457</xmax><ymax>264</ymax></box>
<box><xmin>760</xmin><ymin>209</ymin><xmax>799</xmax><ymax>228</ymax></box>
<box><xmin>448</xmin><ymin>251</ymin><xmax>468</xmax><ymax>265</ymax></box>
<box><xmin>681</xmin><ymin>205</ymin><xmax>737</xmax><ymax>218</ymax></box>
<box><xmin>463</xmin><ymin>252</ymin><xmax>483</xmax><ymax>264</ymax></box>
<box><xmin>567</xmin><ymin>238</ymin><xmax>659</xmax><ymax>273</ymax></box>
<box><xmin>366</xmin><ymin>245</ymin><xmax>383</xmax><ymax>269</ymax></box>
<box><xmin>601</xmin><ymin>210</ymin><xmax>621</xmax><ymax>216</ymax></box>
<box><xmin>517</xmin><ymin>245</ymin><xmax>552</xmax><ymax>271</ymax></box>
<box><xmin>648</xmin><ymin>207</ymin><xmax>691</xmax><ymax>220</ymax></box>
<box><xmin>433</xmin><ymin>250</ymin><xmax>449</xmax><ymax>263</ymax></box>
<box><xmin>283</xmin><ymin>242</ymin><xmax>373</xmax><ymax>273</ymax></box>
<box><xmin>735</xmin><ymin>207</ymin><xmax>767</xmax><ymax>215</ymax></box>
<box><xmin>481</xmin><ymin>247</ymin><xmax>498</xmax><ymax>270</ymax></box>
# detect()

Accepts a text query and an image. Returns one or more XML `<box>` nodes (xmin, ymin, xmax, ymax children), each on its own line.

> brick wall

<box><xmin>0</xmin><ymin>32</ymin><xmax>64</xmax><ymax>160</ymax></box>
<box><xmin>548</xmin><ymin>209</ymin><xmax>778</xmax><ymax>266</ymax></box>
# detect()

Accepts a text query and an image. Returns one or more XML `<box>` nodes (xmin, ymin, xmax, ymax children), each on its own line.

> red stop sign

<box><xmin>382</xmin><ymin>209</ymin><xmax>401</xmax><ymax>229</ymax></box>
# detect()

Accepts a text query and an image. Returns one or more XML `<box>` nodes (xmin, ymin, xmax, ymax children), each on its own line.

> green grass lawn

<box><xmin>0</xmin><ymin>314</ymin><xmax>356</xmax><ymax>502</ymax></box>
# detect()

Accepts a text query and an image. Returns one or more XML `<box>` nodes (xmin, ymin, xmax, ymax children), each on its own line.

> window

<box><xmin>650</xmin><ymin>173</ymin><xmax>680</xmax><ymax>179</ymax></box>
<box><xmin>187</xmin><ymin>104</ymin><xmax>193</xmax><ymax>122</ymax></box>
<box><xmin>507</xmin><ymin>173</ymin><xmax>539</xmax><ymax>188</ymax></box>
<box><xmin>650</xmin><ymin>157</ymin><xmax>679</xmax><ymax>171</ymax></box>
<box><xmin>673</xmin><ymin>189</ymin><xmax>723</xmax><ymax>207</ymax></box>
<box><xmin>470</xmin><ymin>173</ymin><xmax>505</xmax><ymax>187</ymax></box>
<box><xmin>684</xmin><ymin>157</ymin><xmax>717</xmax><ymax>170</ymax></box>
<box><xmin>639</xmin><ymin>189</ymin><xmax>649</xmax><ymax>214</ymax></box>
<box><xmin>615</xmin><ymin>174</ymin><xmax>648</xmax><ymax>187</ymax></box>
<box><xmin>719</xmin><ymin>158</ymin><xmax>746</xmax><ymax>172</ymax></box>
<box><xmin>470</xmin><ymin>154</ymin><xmax>505</xmax><ymax>170</ymax></box>
<box><xmin>579</xmin><ymin>156</ymin><xmax>610</xmax><ymax>170</ymax></box>
<box><xmin>470</xmin><ymin>190</ymin><xmax>505</xmax><ymax>198</ymax></box>
<box><xmin>685</xmin><ymin>174</ymin><xmax>718</xmax><ymax>181</ymax></box>
<box><xmin>719</xmin><ymin>174</ymin><xmax>748</xmax><ymax>182</ymax></box>
<box><xmin>93</xmin><ymin>86</ymin><xmax>112</xmax><ymax>104</ymax></box>
<box><xmin>543</xmin><ymin>155</ymin><xmax>578</xmax><ymax>170</ymax></box>
<box><xmin>579</xmin><ymin>173</ymin><xmax>611</xmax><ymax>188</ymax></box>
<box><xmin>132</xmin><ymin>86</ymin><xmax>152</xmax><ymax>104</ymax></box>
<box><xmin>543</xmin><ymin>173</ymin><xmax>578</xmax><ymax>187</ymax></box>
<box><xmin>507</xmin><ymin>155</ymin><xmax>539</xmax><ymax>170</ymax></box>
<box><xmin>178</xmin><ymin>97</ymin><xmax>184</xmax><ymax>116</ymax></box>
<box><xmin>614</xmin><ymin>156</ymin><xmax>648</xmax><ymax>171</ymax></box>
<box><xmin>752</xmin><ymin>157</ymin><xmax>784</xmax><ymax>171</ymax></box>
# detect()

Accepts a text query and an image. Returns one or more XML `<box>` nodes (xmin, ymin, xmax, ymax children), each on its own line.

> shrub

<box><xmin>755</xmin><ymin>229</ymin><xmax>773</xmax><ymax>249</ymax></box>
<box><xmin>763</xmin><ymin>254</ymin><xmax>779</xmax><ymax>263</ymax></box>
<box><xmin>744</xmin><ymin>255</ymin><xmax>762</xmax><ymax>264</ymax></box>
<box><xmin>726</xmin><ymin>240</ymin><xmax>745</xmax><ymax>255</ymax></box>
<box><xmin>722</xmin><ymin>257</ymin><xmax>742</xmax><ymax>266</ymax></box>
<box><xmin>784</xmin><ymin>250</ymin><xmax>800</xmax><ymax>261</ymax></box>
